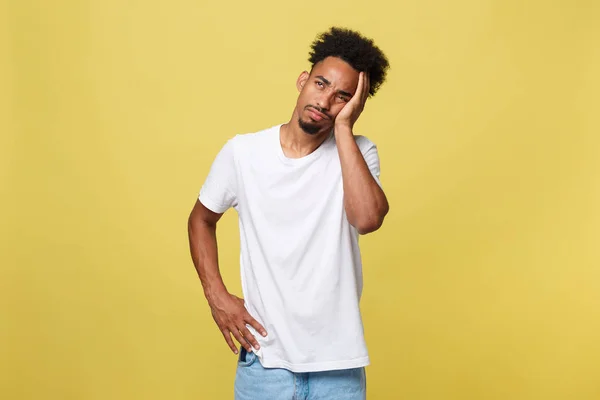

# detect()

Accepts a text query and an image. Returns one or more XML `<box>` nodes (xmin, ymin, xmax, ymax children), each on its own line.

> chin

<box><xmin>298</xmin><ymin>117</ymin><xmax>330</xmax><ymax>135</ymax></box>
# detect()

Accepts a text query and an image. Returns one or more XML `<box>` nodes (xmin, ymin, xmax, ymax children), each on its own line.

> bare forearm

<box><xmin>335</xmin><ymin>125</ymin><xmax>389</xmax><ymax>234</ymax></box>
<box><xmin>187</xmin><ymin>218</ymin><xmax>227</xmax><ymax>303</ymax></box>
<box><xmin>187</xmin><ymin>203</ymin><xmax>267</xmax><ymax>354</ymax></box>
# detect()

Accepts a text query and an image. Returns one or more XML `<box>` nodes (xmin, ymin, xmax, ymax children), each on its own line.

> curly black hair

<box><xmin>308</xmin><ymin>27</ymin><xmax>389</xmax><ymax>97</ymax></box>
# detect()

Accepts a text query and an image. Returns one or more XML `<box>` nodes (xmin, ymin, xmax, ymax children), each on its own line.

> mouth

<box><xmin>306</xmin><ymin>106</ymin><xmax>329</xmax><ymax>121</ymax></box>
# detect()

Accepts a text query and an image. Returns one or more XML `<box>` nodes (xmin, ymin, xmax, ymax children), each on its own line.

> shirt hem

<box><xmin>257</xmin><ymin>355</ymin><xmax>370</xmax><ymax>373</ymax></box>
<box><xmin>198</xmin><ymin>192</ymin><xmax>228</xmax><ymax>214</ymax></box>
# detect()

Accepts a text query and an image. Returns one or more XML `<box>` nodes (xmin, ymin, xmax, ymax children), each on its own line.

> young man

<box><xmin>188</xmin><ymin>27</ymin><xmax>390</xmax><ymax>399</ymax></box>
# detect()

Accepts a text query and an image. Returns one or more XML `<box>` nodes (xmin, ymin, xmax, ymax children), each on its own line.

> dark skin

<box><xmin>284</xmin><ymin>56</ymin><xmax>388</xmax><ymax>234</ymax></box>
<box><xmin>188</xmin><ymin>202</ymin><xmax>266</xmax><ymax>355</ymax></box>
<box><xmin>188</xmin><ymin>56</ymin><xmax>389</xmax><ymax>355</ymax></box>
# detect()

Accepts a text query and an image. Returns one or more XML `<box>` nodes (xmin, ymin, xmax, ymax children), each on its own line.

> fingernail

<box><xmin>262</xmin><ymin>331</ymin><xmax>267</xmax><ymax>337</ymax></box>
<box><xmin>234</xmin><ymin>350</ymin><xmax>238</xmax><ymax>354</ymax></box>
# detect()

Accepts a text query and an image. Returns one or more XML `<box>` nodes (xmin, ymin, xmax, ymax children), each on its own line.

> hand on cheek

<box><xmin>335</xmin><ymin>72</ymin><xmax>370</xmax><ymax>130</ymax></box>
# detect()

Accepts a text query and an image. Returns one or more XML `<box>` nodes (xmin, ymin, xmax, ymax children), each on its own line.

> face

<box><xmin>294</xmin><ymin>56</ymin><xmax>360</xmax><ymax>135</ymax></box>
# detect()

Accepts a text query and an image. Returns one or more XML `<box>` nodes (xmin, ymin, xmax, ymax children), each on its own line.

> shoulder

<box><xmin>227</xmin><ymin>124</ymin><xmax>279</xmax><ymax>151</ymax></box>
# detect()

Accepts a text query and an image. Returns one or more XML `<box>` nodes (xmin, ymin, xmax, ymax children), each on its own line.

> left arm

<box><xmin>335</xmin><ymin>72</ymin><xmax>389</xmax><ymax>234</ymax></box>
<box><xmin>335</xmin><ymin>126</ymin><xmax>389</xmax><ymax>234</ymax></box>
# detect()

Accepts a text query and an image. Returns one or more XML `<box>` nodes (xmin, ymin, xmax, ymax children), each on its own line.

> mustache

<box><xmin>305</xmin><ymin>105</ymin><xmax>331</xmax><ymax>119</ymax></box>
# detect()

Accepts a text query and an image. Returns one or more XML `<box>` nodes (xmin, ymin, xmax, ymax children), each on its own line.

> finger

<box><xmin>354</xmin><ymin>71</ymin><xmax>364</xmax><ymax>103</ymax></box>
<box><xmin>240</xmin><ymin>326</ymin><xmax>261</xmax><ymax>350</ymax></box>
<box><xmin>362</xmin><ymin>73</ymin><xmax>370</xmax><ymax>104</ymax></box>
<box><xmin>221</xmin><ymin>329</ymin><xmax>239</xmax><ymax>354</ymax></box>
<box><xmin>245</xmin><ymin>314</ymin><xmax>268</xmax><ymax>337</ymax></box>
<box><xmin>230</xmin><ymin>326</ymin><xmax>252</xmax><ymax>352</ymax></box>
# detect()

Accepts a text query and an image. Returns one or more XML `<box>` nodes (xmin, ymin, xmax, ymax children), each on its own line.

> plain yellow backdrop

<box><xmin>2</xmin><ymin>0</ymin><xmax>599</xmax><ymax>399</ymax></box>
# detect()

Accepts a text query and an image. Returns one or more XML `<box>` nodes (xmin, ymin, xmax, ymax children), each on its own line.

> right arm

<box><xmin>187</xmin><ymin>199</ymin><xmax>267</xmax><ymax>355</ymax></box>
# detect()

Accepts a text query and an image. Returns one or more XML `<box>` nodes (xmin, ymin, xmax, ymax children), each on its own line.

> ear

<box><xmin>296</xmin><ymin>71</ymin><xmax>310</xmax><ymax>92</ymax></box>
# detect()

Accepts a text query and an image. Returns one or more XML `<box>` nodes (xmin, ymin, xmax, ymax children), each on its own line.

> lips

<box><xmin>306</xmin><ymin>107</ymin><xmax>327</xmax><ymax>121</ymax></box>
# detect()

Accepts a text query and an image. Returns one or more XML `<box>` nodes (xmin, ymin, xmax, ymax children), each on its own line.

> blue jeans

<box><xmin>234</xmin><ymin>347</ymin><xmax>367</xmax><ymax>400</ymax></box>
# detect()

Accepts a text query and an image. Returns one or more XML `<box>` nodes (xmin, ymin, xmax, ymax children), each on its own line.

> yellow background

<box><xmin>2</xmin><ymin>0</ymin><xmax>599</xmax><ymax>399</ymax></box>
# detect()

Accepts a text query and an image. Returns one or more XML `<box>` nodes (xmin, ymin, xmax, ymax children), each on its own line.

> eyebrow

<box><xmin>315</xmin><ymin>75</ymin><xmax>353</xmax><ymax>98</ymax></box>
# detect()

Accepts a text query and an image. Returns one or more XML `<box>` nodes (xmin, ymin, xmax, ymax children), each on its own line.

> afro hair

<box><xmin>308</xmin><ymin>27</ymin><xmax>389</xmax><ymax>97</ymax></box>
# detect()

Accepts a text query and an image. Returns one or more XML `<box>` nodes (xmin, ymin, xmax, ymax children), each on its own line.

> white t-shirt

<box><xmin>198</xmin><ymin>123</ymin><xmax>382</xmax><ymax>373</ymax></box>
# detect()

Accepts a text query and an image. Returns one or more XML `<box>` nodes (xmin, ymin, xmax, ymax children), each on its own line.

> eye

<box><xmin>338</xmin><ymin>95</ymin><xmax>350</xmax><ymax>102</ymax></box>
<box><xmin>316</xmin><ymin>81</ymin><xmax>324</xmax><ymax>87</ymax></box>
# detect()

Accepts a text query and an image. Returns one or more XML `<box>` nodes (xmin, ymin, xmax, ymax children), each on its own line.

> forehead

<box><xmin>310</xmin><ymin>56</ymin><xmax>359</xmax><ymax>90</ymax></box>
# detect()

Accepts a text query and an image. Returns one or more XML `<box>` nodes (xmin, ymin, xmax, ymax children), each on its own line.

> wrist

<box><xmin>203</xmin><ymin>282</ymin><xmax>229</xmax><ymax>305</ymax></box>
<box><xmin>334</xmin><ymin>123</ymin><xmax>353</xmax><ymax>136</ymax></box>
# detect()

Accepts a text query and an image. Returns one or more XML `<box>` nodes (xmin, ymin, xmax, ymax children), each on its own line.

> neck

<box><xmin>280</xmin><ymin>112</ymin><xmax>331</xmax><ymax>159</ymax></box>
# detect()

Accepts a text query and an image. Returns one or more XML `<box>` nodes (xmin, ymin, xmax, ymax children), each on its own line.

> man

<box><xmin>188</xmin><ymin>27</ymin><xmax>389</xmax><ymax>399</ymax></box>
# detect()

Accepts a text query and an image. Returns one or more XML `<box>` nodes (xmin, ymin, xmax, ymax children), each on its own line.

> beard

<box><xmin>298</xmin><ymin>117</ymin><xmax>322</xmax><ymax>135</ymax></box>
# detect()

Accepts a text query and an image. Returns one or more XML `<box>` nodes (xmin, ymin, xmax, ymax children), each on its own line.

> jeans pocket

<box><xmin>237</xmin><ymin>347</ymin><xmax>257</xmax><ymax>367</ymax></box>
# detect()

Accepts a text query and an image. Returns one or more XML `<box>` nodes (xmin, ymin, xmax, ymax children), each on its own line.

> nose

<box><xmin>316</xmin><ymin>92</ymin><xmax>332</xmax><ymax>112</ymax></box>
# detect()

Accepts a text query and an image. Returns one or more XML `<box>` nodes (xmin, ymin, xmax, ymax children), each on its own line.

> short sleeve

<box><xmin>198</xmin><ymin>139</ymin><xmax>238</xmax><ymax>213</ymax></box>
<box><xmin>356</xmin><ymin>136</ymin><xmax>382</xmax><ymax>188</ymax></box>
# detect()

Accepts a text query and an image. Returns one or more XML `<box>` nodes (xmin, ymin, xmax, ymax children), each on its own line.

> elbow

<box><xmin>355</xmin><ymin>217</ymin><xmax>384</xmax><ymax>235</ymax></box>
<box><xmin>347</xmin><ymin>193</ymin><xmax>389</xmax><ymax>235</ymax></box>
<box><xmin>187</xmin><ymin>214</ymin><xmax>196</xmax><ymax>239</ymax></box>
<box><xmin>353</xmin><ymin>204</ymin><xmax>389</xmax><ymax>235</ymax></box>
<box><xmin>187</xmin><ymin>211</ymin><xmax>196</xmax><ymax>232</ymax></box>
